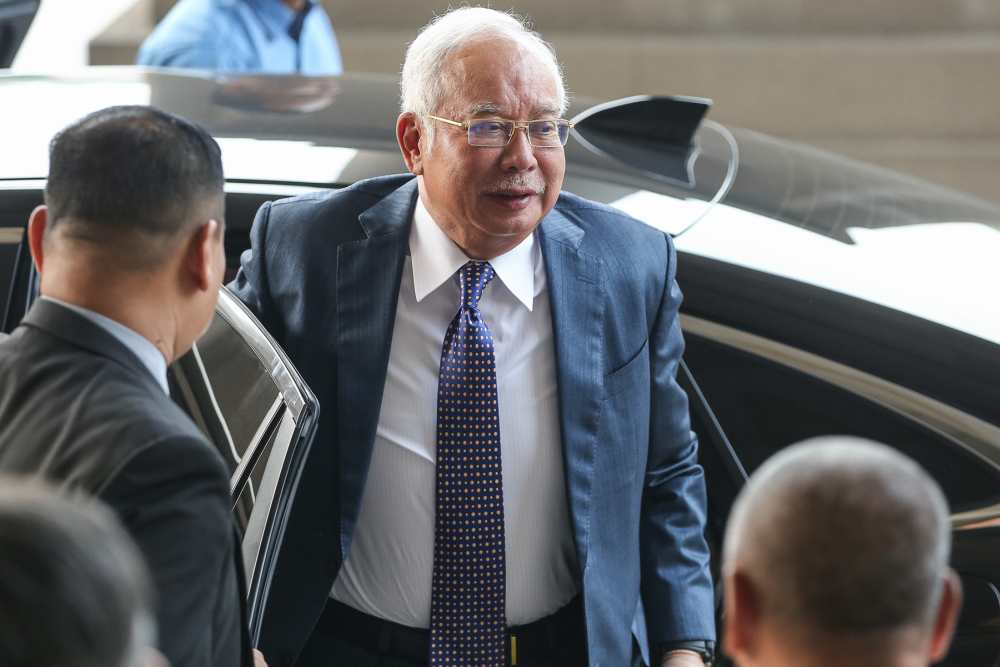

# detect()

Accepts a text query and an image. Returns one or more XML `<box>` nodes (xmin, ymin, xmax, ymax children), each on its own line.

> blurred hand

<box><xmin>144</xmin><ymin>647</ymin><xmax>169</xmax><ymax>667</ymax></box>
<box><xmin>253</xmin><ymin>649</ymin><xmax>269</xmax><ymax>667</ymax></box>
<box><xmin>661</xmin><ymin>649</ymin><xmax>705</xmax><ymax>666</ymax></box>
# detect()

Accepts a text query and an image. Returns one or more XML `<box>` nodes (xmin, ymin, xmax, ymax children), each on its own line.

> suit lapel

<box><xmin>335</xmin><ymin>179</ymin><xmax>417</xmax><ymax>556</ymax></box>
<box><xmin>538</xmin><ymin>209</ymin><xmax>605</xmax><ymax>572</ymax></box>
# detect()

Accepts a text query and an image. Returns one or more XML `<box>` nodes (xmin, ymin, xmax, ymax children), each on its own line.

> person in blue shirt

<box><xmin>137</xmin><ymin>0</ymin><xmax>342</xmax><ymax>75</ymax></box>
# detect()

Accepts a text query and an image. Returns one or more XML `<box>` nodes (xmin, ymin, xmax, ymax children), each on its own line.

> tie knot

<box><xmin>459</xmin><ymin>261</ymin><xmax>494</xmax><ymax>310</ymax></box>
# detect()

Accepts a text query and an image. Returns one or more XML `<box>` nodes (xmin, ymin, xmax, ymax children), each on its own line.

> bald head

<box><xmin>723</xmin><ymin>437</ymin><xmax>961</xmax><ymax>666</ymax></box>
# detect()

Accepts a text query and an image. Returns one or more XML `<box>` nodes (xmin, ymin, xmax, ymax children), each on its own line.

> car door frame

<box><xmin>168</xmin><ymin>288</ymin><xmax>320</xmax><ymax>643</ymax></box>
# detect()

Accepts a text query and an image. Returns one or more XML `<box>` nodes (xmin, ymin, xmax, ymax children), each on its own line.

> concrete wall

<box><xmin>321</xmin><ymin>0</ymin><xmax>1000</xmax><ymax>34</ymax></box>
<box><xmin>91</xmin><ymin>0</ymin><xmax>1000</xmax><ymax>203</ymax></box>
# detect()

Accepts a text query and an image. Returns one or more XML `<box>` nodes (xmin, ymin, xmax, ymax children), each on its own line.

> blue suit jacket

<box><xmin>229</xmin><ymin>175</ymin><xmax>715</xmax><ymax>666</ymax></box>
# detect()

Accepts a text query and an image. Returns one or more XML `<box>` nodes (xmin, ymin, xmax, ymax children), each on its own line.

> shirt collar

<box><xmin>245</xmin><ymin>0</ymin><xmax>308</xmax><ymax>32</ymax></box>
<box><xmin>409</xmin><ymin>196</ymin><xmax>536</xmax><ymax>311</ymax></box>
<box><xmin>41</xmin><ymin>296</ymin><xmax>170</xmax><ymax>395</ymax></box>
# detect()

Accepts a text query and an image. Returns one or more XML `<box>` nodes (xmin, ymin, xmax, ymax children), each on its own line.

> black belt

<box><xmin>317</xmin><ymin>596</ymin><xmax>584</xmax><ymax>665</ymax></box>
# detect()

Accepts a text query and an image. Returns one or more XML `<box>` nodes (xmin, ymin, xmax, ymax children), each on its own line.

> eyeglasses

<box><xmin>427</xmin><ymin>114</ymin><xmax>573</xmax><ymax>148</ymax></box>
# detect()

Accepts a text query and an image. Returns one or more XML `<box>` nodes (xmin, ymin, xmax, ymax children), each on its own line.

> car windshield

<box><xmin>722</xmin><ymin>127</ymin><xmax>1000</xmax><ymax>242</ymax></box>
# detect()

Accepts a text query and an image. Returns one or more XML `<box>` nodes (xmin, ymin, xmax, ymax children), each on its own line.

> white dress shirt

<box><xmin>331</xmin><ymin>197</ymin><xmax>579</xmax><ymax>627</ymax></box>
<box><xmin>41</xmin><ymin>296</ymin><xmax>170</xmax><ymax>394</ymax></box>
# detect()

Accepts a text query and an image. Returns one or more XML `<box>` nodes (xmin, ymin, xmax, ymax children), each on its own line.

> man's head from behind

<box><xmin>397</xmin><ymin>8</ymin><xmax>569</xmax><ymax>260</ymax></box>
<box><xmin>723</xmin><ymin>437</ymin><xmax>962</xmax><ymax>667</ymax></box>
<box><xmin>0</xmin><ymin>479</ymin><xmax>162</xmax><ymax>667</ymax></box>
<box><xmin>28</xmin><ymin>105</ymin><xmax>226</xmax><ymax>361</ymax></box>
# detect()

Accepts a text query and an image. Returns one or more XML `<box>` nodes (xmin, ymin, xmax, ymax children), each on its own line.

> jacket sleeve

<box><xmin>640</xmin><ymin>232</ymin><xmax>716</xmax><ymax>647</ymax></box>
<box><xmin>228</xmin><ymin>200</ymin><xmax>285</xmax><ymax>342</ymax></box>
<box><xmin>101</xmin><ymin>436</ymin><xmax>245</xmax><ymax>667</ymax></box>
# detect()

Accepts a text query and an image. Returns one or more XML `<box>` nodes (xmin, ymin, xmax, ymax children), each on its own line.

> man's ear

<box><xmin>397</xmin><ymin>112</ymin><xmax>426</xmax><ymax>175</ymax></box>
<box><xmin>184</xmin><ymin>219</ymin><xmax>221</xmax><ymax>292</ymax></box>
<box><xmin>26</xmin><ymin>205</ymin><xmax>48</xmax><ymax>275</ymax></box>
<box><xmin>723</xmin><ymin>570</ymin><xmax>762</xmax><ymax>663</ymax></box>
<box><xmin>929</xmin><ymin>570</ymin><xmax>963</xmax><ymax>662</ymax></box>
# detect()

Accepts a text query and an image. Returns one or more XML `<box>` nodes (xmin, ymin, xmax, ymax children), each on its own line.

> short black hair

<box><xmin>45</xmin><ymin>105</ymin><xmax>224</xmax><ymax>242</ymax></box>
<box><xmin>0</xmin><ymin>479</ymin><xmax>154</xmax><ymax>667</ymax></box>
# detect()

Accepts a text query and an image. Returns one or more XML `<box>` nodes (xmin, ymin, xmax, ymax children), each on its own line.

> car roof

<box><xmin>4</xmin><ymin>67</ymin><xmax>996</xmax><ymax>218</ymax></box>
<box><xmin>2</xmin><ymin>67</ymin><xmax>999</xmax><ymax>344</ymax></box>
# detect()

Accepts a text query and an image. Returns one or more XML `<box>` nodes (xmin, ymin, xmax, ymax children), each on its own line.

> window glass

<box><xmin>171</xmin><ymin>312</ymin><xmax>281</xmax><ymax>473</ymax></box>
<box><xmin>0</xmin><ymin>187</ymin><xmax>43</xmax><ymax>329</ymax></box>
<box><xmin>684</xmin><ymin>335</ymin><xmax>1000</xmax><ymax>514</ymax></box>
<box><xmin>233</xmin><ymin>428</ymin><xmax>278</xmax><ymax>537</ymax></box>
<box><xmin>0</xmin><ymin>239</ymin><xmax>18</xmax><ymax>322</ymax></box>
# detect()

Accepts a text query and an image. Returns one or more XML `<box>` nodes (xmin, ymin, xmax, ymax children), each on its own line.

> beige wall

<box><xmin>94</xmin><ymin>0</ymin><xmax>1000</xmax><ymax>203</ymax></box>
<box><xmin>321</xmin><ymin>0</ymin><xmax>1000</xmax><ymax>34</ymax></box>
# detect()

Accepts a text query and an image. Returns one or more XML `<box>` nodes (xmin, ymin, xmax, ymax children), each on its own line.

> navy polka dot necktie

<box><xmin>430</xmin><ymin>261</ymin><xmax>506</xmax><ymax>667</ymax></box>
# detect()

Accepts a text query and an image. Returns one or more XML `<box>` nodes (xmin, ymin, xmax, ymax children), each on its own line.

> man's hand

<box><xmin>661</xmin><ymin>649</ymin><xmax>706</xmax><ymax>666</ymax></box>
<box><xmin>253</xmin><ymin>649</ymin><xmax>269</xmax><ymax>667</ymax></box>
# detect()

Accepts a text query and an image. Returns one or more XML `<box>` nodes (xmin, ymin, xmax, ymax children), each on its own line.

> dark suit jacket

<box><xmin>231</xmin><ymin>175</ymin><xmax>716</xmax><ymax>666</ymax></box>
<box><xmin>0</xmin><ymin>300</ymin><xmax>251</xmax><ymax>667</ymax></box>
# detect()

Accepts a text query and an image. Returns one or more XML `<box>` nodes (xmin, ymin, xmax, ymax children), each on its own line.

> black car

<box><xmin>1</xmin><ymin>69</ymin><xmax>999</xmax><ymax>665</ymax></box>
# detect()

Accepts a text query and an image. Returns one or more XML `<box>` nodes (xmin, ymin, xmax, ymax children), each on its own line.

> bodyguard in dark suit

<box><xmin>0</xmin><ymin>106</ymin><xmax>255</xmax><ymax>667</ymax></box>
<box><xmin>232</xmin><ymin>8</ymin><xmax>715</xmax><ymax>667</ymax></box>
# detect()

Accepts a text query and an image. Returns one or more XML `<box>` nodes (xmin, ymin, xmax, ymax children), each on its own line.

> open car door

<box><xmin>169</xmin><ymin>287</ymin><xmax>318</xmax><ymax>644</ymax></box>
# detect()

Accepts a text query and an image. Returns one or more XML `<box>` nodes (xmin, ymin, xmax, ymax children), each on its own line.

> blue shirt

<box><xmin>42</xmin><ymin>297</ymin><xmax>170</xmax><ymax>395</ymax></box>
<box><xmin>137</xmin><ymin>0</ymin><xmax>342</xmax><ymax>75</ymax></box>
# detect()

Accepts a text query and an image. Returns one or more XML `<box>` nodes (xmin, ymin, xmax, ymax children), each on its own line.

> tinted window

<box><xmin>170</xmin><ymin>289</ymin><xmax>319</xmax><ymax>616</ymax></box>
<box><xmin>0</xmin><ymin>234</ymin><xmax>19</xmax><ymax>321</ymax></box>
<box><xmin>685</xmin><ymin>334</ymin><xmax>1000</xmax><ymax>514</ymax></box>
<box><xmin>233</xmin><ymin>423</ymin><xmax>279</xmax><ymax>535</ymax></box>
<box><xmin>171</xmin><ymin>313</ymin><xmax>281</xmax><ymax>473</ymax></box>
<box><xmin>0</xmin><ymin>188</ymin><xmax>42</xmax><ymax>329</ymax></box>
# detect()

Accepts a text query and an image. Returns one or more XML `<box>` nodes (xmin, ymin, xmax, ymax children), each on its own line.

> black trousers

<box><xmin>296</xmin><ymin>599</ymin><xmax>589</xmax><ymax>667</ymax></box>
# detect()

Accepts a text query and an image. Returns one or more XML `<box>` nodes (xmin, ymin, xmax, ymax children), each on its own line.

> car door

<box><xmin>678</xmin><ymin>258</ymin><xmax>1000</xmax><ymax>666</ymax></box>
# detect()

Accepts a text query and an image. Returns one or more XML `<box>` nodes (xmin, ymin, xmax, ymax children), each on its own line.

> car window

<box><xmin>0</xmin><ymin>229</ymin><xmax>20</xmax><ymax>324</ymax></box>
<box><xmin>172</xmin><ymin>312</ymin><xmax>282</xmax><ymax>470</ymax></box>
<box><xmin>684</xmin><ymin>323</ymin><xmax>1000</xmax><ymax>667</ymax></box>
<box><xmin>682</xmin><ymin>324</ymin><xmax>1000</xmax><ymax>514</ymax></box>
<box><xmin>169</xmin><ymin>289</ymin><xmax>318</xmax><ymax>640</ymax></box>
<box><xmin>0</xmin><ymin>186</ymin><xmax>42</xmax><ymax>332</ymax></box>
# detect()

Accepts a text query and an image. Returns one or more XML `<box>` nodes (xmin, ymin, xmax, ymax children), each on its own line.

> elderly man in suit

<box><xmin>0</xmin><ymin>106</ymin><xmax>256</xmax><ymax>667</ymax></box>
<box><xmin>722</xmin><ymin>437</ymin><xmax>963</xmax><ymax>667</ymax></box>
<box><xmin>232</xmin><ymin>7</ymin><xmax>715</xmax><ymax>667</ymax></box>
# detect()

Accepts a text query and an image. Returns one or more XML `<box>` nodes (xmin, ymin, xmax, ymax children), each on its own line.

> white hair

<box><xmin>400</xmin><ymin>7</ymin><xmax>569</xmax><ymax>120</ymax></box>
